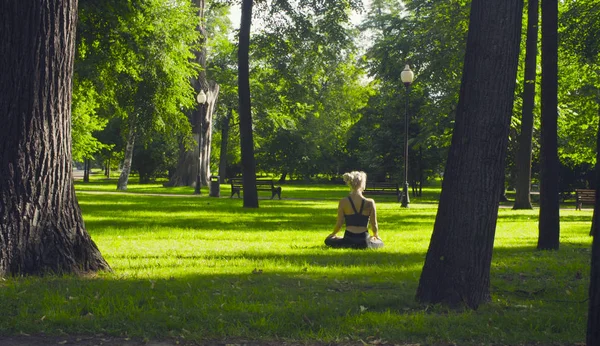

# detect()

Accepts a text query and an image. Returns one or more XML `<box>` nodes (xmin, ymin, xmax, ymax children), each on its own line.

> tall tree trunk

<box><xmin>587</xmin><ymin>94</ymin><xmax>600</xmax><ymax>345</ymax></box>
<box><xmin>200</xmin><ymin>83</ymin><xmax>220</xmax><ymax>185</ymax></box>
<box><xmin>117</xmin><ymin>117</ymin><xmax>136</xmax><ymax>191</ymax></box>
<box><xmin>105</xmin><ymin>157</ymin><xmax>111</xmax><ymax>178</ymax></box>
<box><xmin>164</xmin><ymin>0</ymin><xmax>219</xmax><ymax>188</ymax></box>
<box><xmin>416</xmin><ymin>0</ymin><xmax>523</xmax><ymax>309</ymax></box>
<box><xmin>83</xmin><ymin>158</ymin><xmax>90</xmax><ymax>183</ymax></box>
<box><xmin>238</xmin><ymin>0</ymin><xmax>259</xmax><ymax>208</ymax></box>
<box><xmin>514</xmin><ymin>0</ymin><xmax>539</xmax><ymax>210</ymax></box>
<box><xmin>538</xmin><ymin>0</ymin><xmax>560</xmax><ymax>250</ymax></box>
<box><xmin>218</xmin><ymin>108</ymin><xmax>232</xmax><ymax>183</ymax></box>
<box><xmin>0</xmin><ymin>0</ymin><xmax>110</xmax><ymax>276</ymax></box>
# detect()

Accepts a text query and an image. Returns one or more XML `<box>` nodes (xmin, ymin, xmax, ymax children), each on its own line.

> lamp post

<box><xmin>400</xmin><ymin>64</ymin><xmax>414</xmax><ymax>208</ymax></box>
<box><xmin>194</xmin><ymin>89</ymin><xmax>207</xmax><ymax>195</ymax></box>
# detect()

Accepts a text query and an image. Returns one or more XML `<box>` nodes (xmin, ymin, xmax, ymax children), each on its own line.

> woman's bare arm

<box><xmin>327</xmin><ymin>200</ymin><xmax>345</xmax><ymax>238</ymax></box>
<box><xmin>369</xmin><ymin>200</ymin><xmax>379</xmax><ymax>239</ymax></box>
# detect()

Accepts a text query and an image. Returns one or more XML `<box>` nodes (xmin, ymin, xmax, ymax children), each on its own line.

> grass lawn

<box><xmin>0</xmin><ymin>176</ymin><xmax>592</xmax><ymax>345</ymax></box>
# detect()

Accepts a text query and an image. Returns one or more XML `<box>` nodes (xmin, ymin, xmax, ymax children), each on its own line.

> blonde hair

<box><xmin>343</xmin><ymin>171</ymin><xmax>367</xmax><ymax>192</ymax></box>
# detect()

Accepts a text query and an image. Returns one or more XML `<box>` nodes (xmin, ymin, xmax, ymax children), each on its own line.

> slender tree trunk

<box><xmin>0</xmin><ymin>0</ymin><xmax>110</xmax><ymax>276</ymax></box>
<box><xmin>218</xmin><ymin>108</ymin><xmax>232</xmax><ymax>183</ymax></box>
<box><xmin>419</xmin><ymin>146</ymin><xmax>423</xmax><ymax>197</ymax></box>
<box><xmin>587</xmin><ymin>89</ymin><xmax>600</xmax><ymax>343</ymax></box>
<box><xmin>538</xmin><ymin>0</ymin><xmax>560</xmax><ymax>250</ymax></box>
<box><xmin>105</xmin><ymin>157</ymin><xmax>111</xmax><ymax>178</ymax></box>
<box><xmin>514</xmin><ymin>0</ymin><xmax>539</xmax><ymax>210</ymax></box>
<box><xmin>416</xmin><ymin>0</ymin><xmax>523</xmax><ymax>309</ymax></box>
<box><xmin>238</xmin><ymin>0</ymin><xmax>259</xmax><ymax>208</ymax></box>
<box><xmin>589</xmin><ymin>215</ymin><xmax>600</xmax><ymax>344</ymax></box>
<box><xmin>117</xmin><ymin>117</ymin><xmax>136</xmax><ymax>191</ymax></box>
<box><xmin>83</xmin><ymin>159</ymin><xmax>90</xmax><ymax>183</ymax></box>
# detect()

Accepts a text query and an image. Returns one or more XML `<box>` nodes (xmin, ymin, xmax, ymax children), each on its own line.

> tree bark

<box><xmin>538</xmin><ymin>0</ymin><xmax>560</xmax><ymax>250</ymax></box>
<box><xmin>587</xmin><ymin>92</ymin><xmax>600</xmax><ymax>345</ymax></box>
<box><xmin>416</xmin><ymin>0</ymin><xmax>523</xmax><ymax>309</ymax></box>
<box><xmin>83</xmin><ymin>159</ymin><xmax>90</xmax><ymax>183</ymax></box>
<box><xmin>117</xmin><ymin>116</ymin><xmax>136</xmax><ymax>191</ymax></box>
<box><xmin>218</xmin><ymin>108</ymin><xmax>232</xmax><ymax>183</ymax></box>
<box><xmin>0</xmin><ymin>0</ymin><xmax>110</xmax><ymax>276</ymax></box>
<box><xmin>164</xmin><ymin>0</ymin><xmax>219</xmax><ymax>188</ymax></box>
<box><xmin>105</xmin><ymin>157</ymin><xmax>111</xmax><ymax>178</ymax></box>
<box><xmin>514</xmin><ymin>0</ymin><xmax>539</xmax><ymax>210</ymax></box>
<box><xmin>200</xmin><ymin>83</ymin><xmax>220</xmax><ymax>185</ymax></box>
<box><xmin>238</xmin><ymin>0</ymin><xmax>259</xmax><ymax>208</ymax></box>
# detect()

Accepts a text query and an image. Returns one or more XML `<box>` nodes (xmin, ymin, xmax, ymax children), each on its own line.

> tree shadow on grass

<box><xmin>0</xmin><ymin>241</ymin><xmax>591</xmax><ymax>345</ymax></box>
<box><xmin>77</xmin><ymin>194</ymin><xmax>436</xmax><ymax>235</ymax></box>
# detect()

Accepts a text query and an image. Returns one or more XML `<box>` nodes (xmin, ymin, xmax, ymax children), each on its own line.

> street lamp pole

<box><xmin>400</xmin><ymin>65</ymin><xmax>414</xmax><ymax>208</ymax></box>
<box><xmin>195</xmin><ymin>89</ymin><xmax>207</xmax><ymax>195</ymax></box>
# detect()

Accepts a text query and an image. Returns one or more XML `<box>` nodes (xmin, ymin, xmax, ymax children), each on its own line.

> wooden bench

<box><xmin>575</xmin><ymin>189</ymin><xmax>595</xmax><ymax>210</ymax></box>
<box><xmin>363</xmin><ymin>182</ymin><xmax>401</xmax><ymax>202</ymax></box>
<box><xmin>229</xmin><ymin>178</ymin><xmax>282</xmax><ymax>199</ymax></box>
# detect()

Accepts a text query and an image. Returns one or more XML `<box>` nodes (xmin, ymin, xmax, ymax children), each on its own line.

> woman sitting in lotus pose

<box><xmin>325</xmin><ymin>171</ymin><xmax>383</xmax><ymax>249</ymax></box>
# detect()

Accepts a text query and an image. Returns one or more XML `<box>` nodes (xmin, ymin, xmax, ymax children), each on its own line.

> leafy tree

<box><xmin>359</xmin><ymin>0</ymin><xmax>471</xmax><ymax>186</ymax></box>
<box><xmin>206</xmin><ymin>14</ymin><xmax>240</xmax><ymax>183</ymax></box>
<box><xmin>559</xmin><ymin>0</ymin><xmax>600</xmax><ymax>169</ymax></box>
<box><xmin>132</xmin><ymin>130</ymin><xmax>179</xmax><ymax>183</ymax></box>
<box><xmin>76</xmin><ymin>0</ymin><xmax>199</xmax><ymax>190</ymax></box>
<box><xmin>71</xmin><ymin>81</ymin><xmax>113</xmax><ymax>163</ymax></box>
<box><xmin>166</xmin><ymin>0</ymin><xmax>223</xmax><ymax>188</ymax></box>
<box><xmin>250</xmin><ymin>25</ymin><xmax>369</xmax><ymax>180</ymax></box>
<box><xmin>0</xmin><ymin>0</ymin><xmax>110</xmax><ymax>275</ymax></box>
<box><xmin>416</xmin><ymin>0</ymin><xmax>523</xmax><ymax>308</ymax></box>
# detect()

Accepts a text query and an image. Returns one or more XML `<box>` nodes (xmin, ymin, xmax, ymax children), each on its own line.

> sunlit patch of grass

<box><xmin>0</xmin><ymin>185</ymin><xmax>592</xmax><ymax>345</ymax></box>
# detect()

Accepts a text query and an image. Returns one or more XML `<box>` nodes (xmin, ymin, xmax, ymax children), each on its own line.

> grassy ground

<box><xmin>0</xmin><ymin>176</ymin><xmax>592</xmax><ymax>345</ymax></box>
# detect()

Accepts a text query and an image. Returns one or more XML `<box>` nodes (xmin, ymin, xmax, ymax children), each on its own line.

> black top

<box><xmin>344</xmin><ymin>197</ymin><xmax>370</xmax><ymax>227</ymax></box>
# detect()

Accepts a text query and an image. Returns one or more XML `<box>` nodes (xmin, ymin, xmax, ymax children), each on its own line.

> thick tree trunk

<box><xmin>416</xmin><ymin>0</ymin><xmax>523</xmax><ymax>309</ymax></box>
<box><xmin>164</xmin><ymin>140</ymin><xmax>197</xmax><ymax>187</ymax></box>
<box><xmin>117</xmin><ymin>118</ymin><xmax>136</xmax><ymax>191</ymax></box>
<box><xmin>0</xmin><ymin>0</ymin><xmax>110</xmax><ymax>276</ymax></box>
<box><xmin>200</xmin><ymin>83</ymin><xmax>220</xmax><ymax>185</ymax></box>
<box><xmin>218</xmin><ymin>108</ymin><xmax>232</xmax><ymax>183</ymax></box>
<box><xmin>587</xmin><ymin>97</ymin><xmax>600</xmax><ymax>345</ymax></box>
<box><xmin>513</xmin><ymin>0</ymin><xmax>538</xmax><ymax>210</ymax></box>
<box><xmin>238</xmin><ymin>0</ymin><xmax>259</xmax><ymax>208</ymax></box>
<box><xmin>538</xmin><ymin>0</ymin><xmax>560</xmax><ymax>250</ymax></box>
<box><xmin>164</xmin><ymin>0</ymin><xmax>219</xmax><ymax>188</ymax></box>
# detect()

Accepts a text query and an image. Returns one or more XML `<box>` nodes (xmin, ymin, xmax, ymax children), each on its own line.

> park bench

<box><xmin>363</xmin><ymin>182</ymin><xmax>401</xmax><ymax>202</ymax></box>
<box><xmin>229</xmin><ymin>178</ymin><xmax>282</xmax><ymax>200</ymax></box>
<box><xmin>575</xmin><ymin>189</ymin><xmax>595</xmax><ymax>210</ymax></box>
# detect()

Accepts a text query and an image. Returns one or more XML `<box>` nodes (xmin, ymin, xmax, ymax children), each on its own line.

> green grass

<box><xmin>0</xmin><ymin>180</ymin><xmax>592</xmax><ymax>345</ymax></box>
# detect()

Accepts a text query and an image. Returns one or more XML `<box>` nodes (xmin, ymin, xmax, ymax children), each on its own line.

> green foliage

<box><xmin>354</xmin><ymin>0</ymin><xmax>471</xmax><ymax>182</ymax></box>
<box><xmin>244</xmin><ymin>1</ymin><xmax>370</xmax><ymax>179</ymax></box>
<box><xmin>71</xmin><ymin>81</ymin><xmax>113</xmax><ymax>162</ymax></box>
<box><xmin>557</xmin><ymin>0</ymin><xmax>600</xmax><ymax>166</ymax></box>
<box><xmin>132</xmin><ymin>130</ymin><xmax>180</xmax><ymax>183</ymax></box>
<box><xmin>74</xmin><ymin>0</ymin><xmax>200</xmax><ymax>166</ymax></box>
